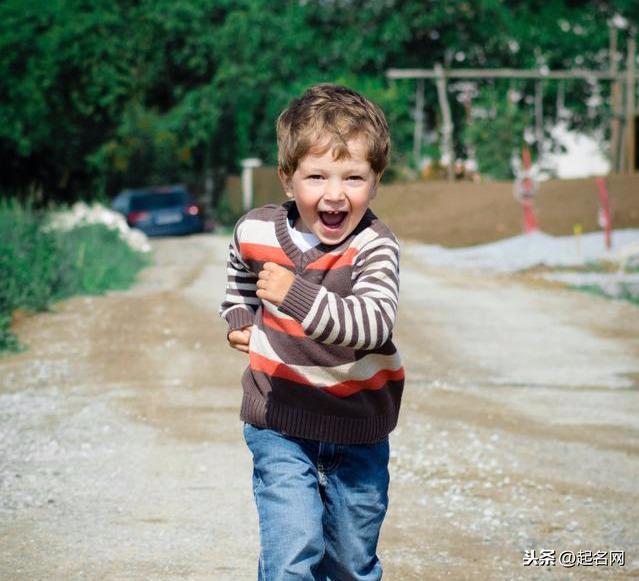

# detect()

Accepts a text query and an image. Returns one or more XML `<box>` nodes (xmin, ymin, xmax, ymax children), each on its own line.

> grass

<box><xmin>573</xmin><ymin>284</ymin><xmax>639</xmax><ymax>306</ymax></box>
<box><xmin>0</xmin><ymin>198</ymin><xmax>151</xmax><ymax>353</ymax></box>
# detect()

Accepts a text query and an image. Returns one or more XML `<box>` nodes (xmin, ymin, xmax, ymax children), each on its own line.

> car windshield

<box><xmin>130</xmin><ymin>191</ymin><xmax>189</xmax><ymax>211</ymax></box>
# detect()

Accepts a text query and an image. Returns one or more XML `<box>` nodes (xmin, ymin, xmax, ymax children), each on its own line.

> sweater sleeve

<box><xmin>219</xmin><ymin>220</ymin><xmax>259</xmax><ymax>334</ymax></box>
<box><xmin>278</xmin><ymin>236</ymin><xmax>400</xmax><ymax>350</ymax></box>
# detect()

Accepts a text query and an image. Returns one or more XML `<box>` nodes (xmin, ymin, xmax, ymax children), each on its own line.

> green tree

<box><xmin>1</xmin><ymin>0</ymin><xmax>637</xmax><ymax>200</ymax></box>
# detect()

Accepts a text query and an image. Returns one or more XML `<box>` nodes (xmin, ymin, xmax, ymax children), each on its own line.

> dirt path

<box><xmin>1</xmin><ymin>234</ymin><xmax>638</xmax><ymax>580</ymax></box>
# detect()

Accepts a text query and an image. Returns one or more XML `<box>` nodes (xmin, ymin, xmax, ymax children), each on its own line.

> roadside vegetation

<box><xmin>526</xmin><ymin>259</ymin><xmax>639</xmax><ymax>306</ymax></box>
<box><xmin>573</xmin><ymin>283</ymin><xmax>639</xmax><ymax>306</ymax></box>
<box><xmin>0</xmin><ymin>199</ymin><xmax>150</xmax><ymax>353</ymax></box>
<box><xmin>2</xmin><ymin>1</ymin><xmax>636</xmax><ymax>210</ymax></box>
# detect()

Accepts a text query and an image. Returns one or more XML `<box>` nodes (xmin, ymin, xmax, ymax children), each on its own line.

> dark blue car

<box><xmin>112</xmin><ymin>186</ymin><xmax>205</xmax><ymax>237</ymax></box>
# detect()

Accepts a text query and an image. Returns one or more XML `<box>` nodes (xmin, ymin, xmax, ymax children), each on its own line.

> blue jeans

<box><xmin>243</xmin><ymin>423</ymin><xmax>390</xmax><ymax>581</ymax></box>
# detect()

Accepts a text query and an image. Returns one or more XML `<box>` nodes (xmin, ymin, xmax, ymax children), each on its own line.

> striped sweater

<box><xmin>219</xmin><ymin>201</ymin><xmax>404</xmax><ymax>444</ymax></box>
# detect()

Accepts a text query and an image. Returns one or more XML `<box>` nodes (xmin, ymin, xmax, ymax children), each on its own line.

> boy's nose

<box><xmin>323</xmin><ymin>178</ymin><xmax>345</xmax><ymax>201</ymax></box>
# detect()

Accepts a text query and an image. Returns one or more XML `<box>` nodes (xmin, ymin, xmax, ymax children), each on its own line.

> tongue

<box><xmin>321</xmin><ymin>212</ymin><xmax>345</xmax><ymax>226</ymax></box>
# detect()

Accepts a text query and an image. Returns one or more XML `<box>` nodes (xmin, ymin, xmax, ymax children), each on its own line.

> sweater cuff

<box><xmin>225</xmin><ymin>307</ymin><xmax>255</xmax><ymax>335</ymax></box>
<box><xmin>279</xmin><ymin>276</ymin><xmax>321</xmax><ymax>322</ymax></box>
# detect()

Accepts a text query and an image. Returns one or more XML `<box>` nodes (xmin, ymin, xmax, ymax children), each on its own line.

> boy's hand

<box><xmin>256</xmin><ymin>262</ymin><xmax>295</xmax><ymax>306</ymax></box>
<box><xmin>228</xmin><ymin>325</ymin><xmax>252</xmax><ymax>353</ymax></box>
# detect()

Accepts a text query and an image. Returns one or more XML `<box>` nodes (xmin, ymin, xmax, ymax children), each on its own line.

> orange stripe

<box><xmin>263</xmin><ymin>309</ymin><xmax>306</xmax><ymax>337</ymax></box>
<box><xmin>323</xmin><ymin>367</ymin><xmax>405</xmax><ymax>397</ymax></box>
<box><xmin>249</xmin><ymin>352</ymin><xmax>405</xmax><ymax>398</ymax></box>
<box><xmin>306</xmin><ymin>247</ymin><xmax>359</xmax><ymax>270</ymax></box>
<box><xmin>249</xmin><ymin>352</ymin><xmax>311</xmax><ymax>385</ymax></box>
<box><xmin>240</xmin><ymin>243</ymin><xmax>294</xmax><ymax>267</ymax></box>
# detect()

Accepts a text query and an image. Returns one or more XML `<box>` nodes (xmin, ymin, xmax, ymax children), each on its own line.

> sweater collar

<box><xmin>275</xmin><ymin>201</ymin><xmax>374</xmax><ymax>270</ymax></box>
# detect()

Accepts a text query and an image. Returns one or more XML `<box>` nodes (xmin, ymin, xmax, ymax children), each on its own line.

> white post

<box><xmin>241</xmin><ymin>158</ymin><xmax>262</xmax><ymax>212</ymax></box>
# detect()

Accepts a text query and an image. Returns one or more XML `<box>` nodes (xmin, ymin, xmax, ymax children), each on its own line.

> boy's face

<box><xmin>279</xmin><ymin>134</ymin><xmax>379</xmax><ymax>246</ymax></box>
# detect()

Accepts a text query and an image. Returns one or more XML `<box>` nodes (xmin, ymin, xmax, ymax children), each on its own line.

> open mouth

<box><xmin>319</xmin><ymin>211</ymin><xmax>348</xmax><ymax>230</ymax></box>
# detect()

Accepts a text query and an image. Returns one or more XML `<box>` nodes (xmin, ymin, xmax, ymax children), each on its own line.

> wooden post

<box><xmin>413</xmin><ymin>79</ymin><xmax>425</xmax><ymax>171</ymax></box>
<box><xmin>610</xmin><ymin>26</ymin><xmax>622</xmax><ymax>174</ymax></box>
<box><xmin>535</xmin><ymin>80</ymin><xmax>544</xmax><ymax>160</ymax></box>
<box><xmin>625</xmin><ymin>34</ymin><xmax>637</xmax><ymax>174</ymax></box>
<box><xmin>435</xmin><ymin>64</ymin><xmax>455</xmax><ymax>181</ymax></box>
<box><xmin>556</xmin><ymin>79</ymin><xmax>565</xmax><ymax>121</ymax></box>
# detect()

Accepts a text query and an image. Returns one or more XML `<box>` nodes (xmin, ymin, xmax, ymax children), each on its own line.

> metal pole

<box><xmin>625</xmin><ymin>34</ymin><xmax>637</xmax><ymax>174</ymax></box>
<box><xmin>435</xmin><ymin>64</ymin><xmax>455</xmax><ymax>181</ymax></box>
<box><xmin>413</xmin><ymin>79</ymin><xmax>425</xmax><ymax>171</ymax></box>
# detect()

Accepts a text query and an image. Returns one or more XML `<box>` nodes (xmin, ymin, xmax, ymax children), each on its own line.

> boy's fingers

<box><xmin>229</xmin><ymin>328</ymin><xmax>251</xmax><ymax>346</ymax></box>
<box><xmin>263</xmin><ymin>262</ymin><xmax>284</xmax><ymax>273</ymax></box>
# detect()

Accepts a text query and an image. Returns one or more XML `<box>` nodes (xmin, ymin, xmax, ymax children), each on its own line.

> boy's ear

<box><xmin>278</xmin><ymin>168</ymin><xmax>294</xmax><ymax>199</ymax></box>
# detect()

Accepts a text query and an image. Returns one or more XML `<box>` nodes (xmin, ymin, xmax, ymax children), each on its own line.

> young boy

<box><xmin>219</xmin><ymin>84</ymin><xmax>404</xmax><ymax>581</ymax></box>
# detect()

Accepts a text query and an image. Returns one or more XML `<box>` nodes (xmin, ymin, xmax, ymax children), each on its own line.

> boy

<box><xmin>219</xmin><ymin>84</ymin><xmax>404</xmax><ymax>581</ymax></box>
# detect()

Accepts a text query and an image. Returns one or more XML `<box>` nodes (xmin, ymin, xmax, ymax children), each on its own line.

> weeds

<box><xmin>573</xmin><ymin>284</ymin><xmax>639</xmax><ymax>306</ymax></box>
<box><xmin>0</xmin><ymin>198</ymin><xmax>150</xmax><ymax>352</ymax></box>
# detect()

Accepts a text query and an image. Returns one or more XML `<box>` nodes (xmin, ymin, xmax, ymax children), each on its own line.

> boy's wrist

<box><xmin>225</xmin><ymin>306</ymin><xmax>255</xmax><ymax>336</ymax></box>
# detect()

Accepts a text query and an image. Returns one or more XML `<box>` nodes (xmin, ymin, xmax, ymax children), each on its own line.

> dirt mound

<box><xmin>373</xmin><ymin>175</ymin><xmax>639</xmax><ymax>248</ymax></box>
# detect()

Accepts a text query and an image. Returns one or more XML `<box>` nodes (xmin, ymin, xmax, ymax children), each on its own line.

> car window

<box><xmin>130</xmin><ymin>192</ymin><xmax>189</xmax><ymax>211</ymax></box>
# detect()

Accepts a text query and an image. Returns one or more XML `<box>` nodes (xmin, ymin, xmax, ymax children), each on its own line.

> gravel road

<box><xmin>1</xmin><ymin>234</ymin><xmax>638</xmax><ymax>580</ymax></box>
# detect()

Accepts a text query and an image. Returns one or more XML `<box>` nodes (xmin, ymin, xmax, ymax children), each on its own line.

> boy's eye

<box><xmin>347</xmin><ymin>176</ymin><xmax>364</xmax><ymax>182</ymax></box>
<box><xmin>308</xmin><ymin>175</ymin><xmax>324</xmax><ymax>180</ymax></box>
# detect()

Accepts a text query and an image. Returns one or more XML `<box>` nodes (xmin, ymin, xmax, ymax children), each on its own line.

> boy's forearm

<box><xmin>278</xmin><ymin>242</ymin><xmax>400</xmax><ymax>350</ymax></box>
<box><xmin>219</xmin><ymin>230</ymin><xmax>259</xmax><ymax>332</ymax></box>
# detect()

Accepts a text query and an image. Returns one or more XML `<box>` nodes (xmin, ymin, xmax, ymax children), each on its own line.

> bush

<box><xmin>464</xmin><ymin>88</ymin><xmax>531</xmax><ymax>180</ymax></box>
<box><xmin>0</xmin><ymin>198</ymin><xmax>150</xmax><ymax>352</ymax></box>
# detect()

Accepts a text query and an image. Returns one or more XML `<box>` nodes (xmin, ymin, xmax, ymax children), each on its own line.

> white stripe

<box><xmin>356</xmin><ymin>280</ymin><xmax>398</xmax><ymax>298</ymax></box>
<box><xmin>228</xmin><ymin>281</ymin><xmax>258</xmax><ymax>291</ymax></box>
<box><xmin>309</xmin><ymin>300</ymin><xmax>331</xmax><ymax>340</ymax></box>
<box><xmin>303</xmin><ymin>286</ymin><xmax>327</xmax><ymax>330</ymax></box>
<box><xmin>376</xmin><ymin>298</ymin><xmax>396</xmax><ymax>321</ymax></box>
<box><xmin>249</xmin><ymin>327</ymin><xmax>402</xmax><ymax>387</ymax></box>
<box><xmin>351</xmin><ymin>227</ymin><xmax>379</xmax><ymax>249</ymax></box>
<box><xmin>263</xmin><ymin>300</ymin><xmax>295</xmax><ymax>320</ymax></box>
<box><xmin>238</xmin><ymin>219</ymin><xmax>279</xmax><ymax>246</ymax></box>
<box><xmin>325</xmin><ymin>293</ymin><xmax>341</xmax><ymax>343</ymax></box>
<box><xmin>224</xmin><ymin>295</ymin><xmax>260</xmax><ymax>306</ymax></box>
<box><xmin>364</xmin><ymin>300</ymin><xmax>378</xmax><ymax>350</ymax></box>
<box><xmin>227</xmin><ymin>268</ymin><xmax>255</xmax><ymax>277</ymax></box>
<box><xmin>220</xmin><ymin>303</ymin><xmax>255</xmax><ymax>318</ymax></box>
<box><xmin>350</xmin><ymin>299</ymin><xmax>366</xmax><ymax>349</ymax></box>
<box><xmin>337</xmin><ymin>299</ymin><xmax>354</xmax><ymax>346</ymax></box>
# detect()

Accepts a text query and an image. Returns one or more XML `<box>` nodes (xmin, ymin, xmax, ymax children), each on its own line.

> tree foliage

<box><xmin>1</xmin><ymin>0</ymin><xmax>637</xmax><ymax>200</ymax></box>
